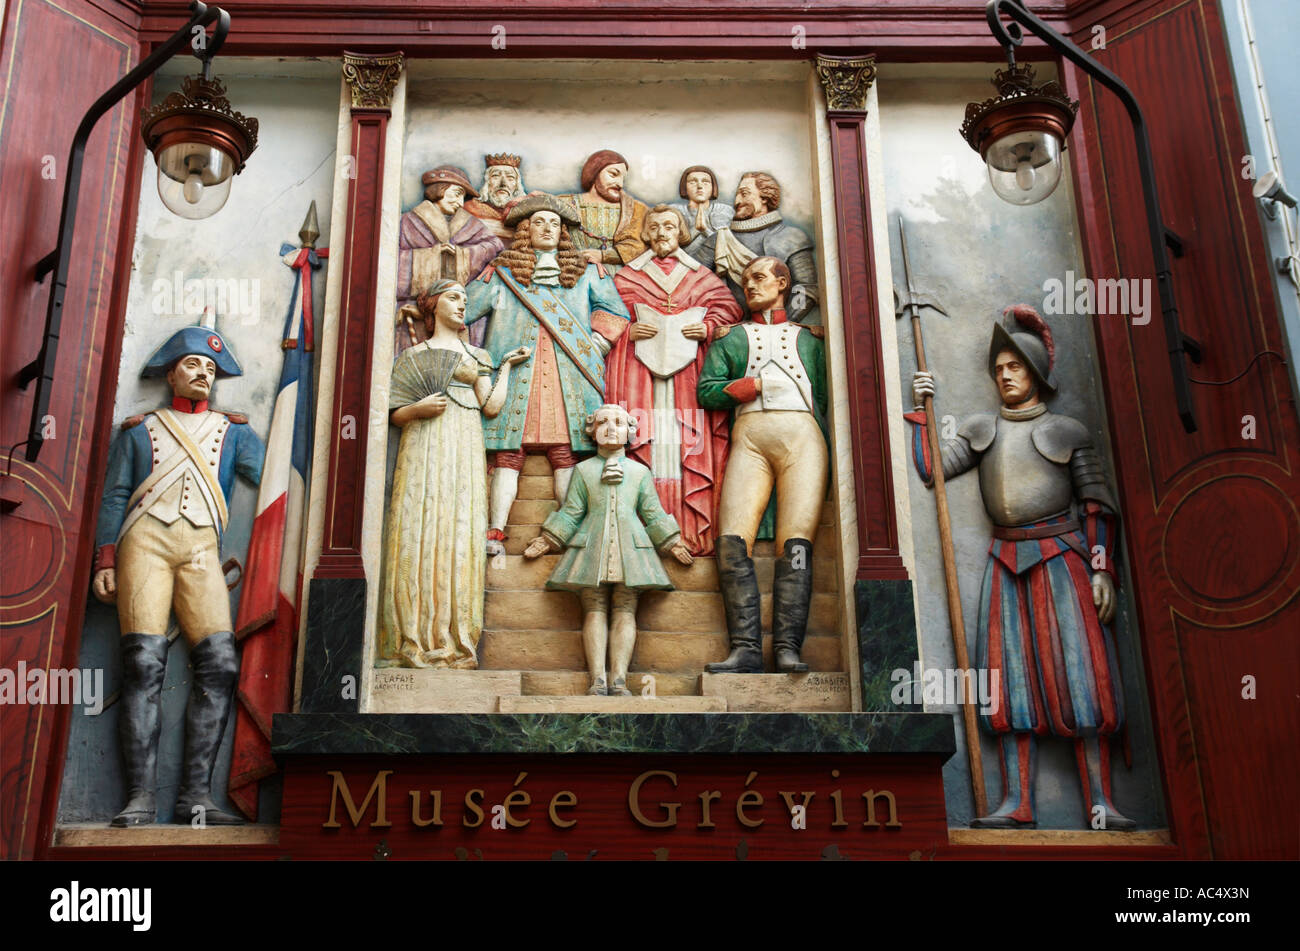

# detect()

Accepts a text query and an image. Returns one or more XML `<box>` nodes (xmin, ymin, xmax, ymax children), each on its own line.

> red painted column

<box><xmin>300</xmin><ymin>51</ymin><xmax>403</xmax><ymax>713</ymax></box>
<box><xmin>816</xmin><ymin>55</ymin><xmax>908</xmax><ymax>582</ymax></box>
<box><xmin>315</xmin><ymin>51</ymin><xmax>403</xmax><ymax>579</ymax></box>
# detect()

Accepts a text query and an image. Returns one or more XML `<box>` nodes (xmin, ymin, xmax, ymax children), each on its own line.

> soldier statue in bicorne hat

<box><xmin>908</xmin><ymin>305</ymin><xmax>1135</xmax><ymax>830</ymax></box>
<box><xmin>91</xmin><ymin>317</ymin><xmax>265</xmax><ymax>827</ymax></box>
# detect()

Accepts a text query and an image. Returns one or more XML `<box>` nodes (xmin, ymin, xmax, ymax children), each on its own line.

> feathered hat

<box><xmin>988</xmin><ymin>303</ymin><xmax>1056</xmax><ymax>397</ymax></box>
<box><xmin>504</xmin><ymin>192</ymin><xmax>580</xmax><ymax>228</ymax></box>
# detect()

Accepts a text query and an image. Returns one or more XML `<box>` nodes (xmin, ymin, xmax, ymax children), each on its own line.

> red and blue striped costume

<box><xmin>906</xmin><ymin>407</ymin><xmax>1128</xmax><ymax>827</ymax></box>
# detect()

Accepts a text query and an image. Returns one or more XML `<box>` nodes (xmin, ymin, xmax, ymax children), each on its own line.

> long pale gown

<box><xmin>380</xmin><ymin>342</ymin><xmax>491</xmax><ymax>668</ymax></box>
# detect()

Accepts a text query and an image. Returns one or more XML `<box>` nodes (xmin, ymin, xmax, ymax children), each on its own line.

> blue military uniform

<box><xmin>96</xmin><ymin>324</ymin><xmax>263</xmax><ymax>828</ymax></box>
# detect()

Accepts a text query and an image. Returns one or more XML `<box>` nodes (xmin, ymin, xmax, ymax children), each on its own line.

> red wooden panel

<box><xmin>1063</xmin><ymin>0</ymin><xmax>1300</xmax><ymax>858</ymax></box>
<box><xmin>277</xmin><ymin>754</ymin><xmax>950</xmax><ymax>861</ymax></box>
<box><xmin>135</xmin><ymin>0</ymin><xmax>1073</xmax><ymax>60</ymax></box>
<box><xmin>0</xmin><ymin>0</ymin><xmax>143</xmax><ymax>861</ymax></box>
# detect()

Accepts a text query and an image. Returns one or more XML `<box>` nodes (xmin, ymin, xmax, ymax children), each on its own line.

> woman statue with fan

<box><xmin>380</xmin><ymin>278</ymin><xmax>529</xmax><ymax>668</ymax></box>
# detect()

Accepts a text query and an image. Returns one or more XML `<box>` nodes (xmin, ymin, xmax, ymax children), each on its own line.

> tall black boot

<box><xmin>111</xmin><ymin>633</ymin><xmax>170</xmax><ymax>827</ymax></box>
<box><xmin>174</xmin><ymin>631</ymin><xmax>245</xmax><ymax>826</ymax></box>
<box><xmin>772</xmin><ymin>538</ymin><xmax>813</xmax><ymax>673</ymax></box>
<box><xmin>705</xmin><ymin>535</ymin><xmax>764</xmax><ymax>674</ymax></box>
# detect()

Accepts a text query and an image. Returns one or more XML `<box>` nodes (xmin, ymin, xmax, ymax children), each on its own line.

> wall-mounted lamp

<box><xmin>142</xmin><ymin>72</ymin><xmax>258</xmax><ymax>219</ymax></box>
<box><xmin>1253</xmin><ymin>170</ymin><xmax>1297</xmax><ymax>221</ymax></box>
<box><xmin>13</xmin><ymin>2</ymin><xmax>256</xmax><ymax>465</ymax></box>
<box><xmin>962</xmin><ymin>0</ymin><xmax>1202</xmax><ymax>434</ymax></box>
<box><xmin>960</xmin><ymin>62</ymin><xmax>1078</xmax><ymax>206</ymax></box>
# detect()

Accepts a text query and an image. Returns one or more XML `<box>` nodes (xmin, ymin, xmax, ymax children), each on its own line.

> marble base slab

<box><xmin>700</xmin><ymin>671</ymin><xmax>851</xmax><ymax>711</ymax></box>
<box><xmin>497</xmin><ymin>695</ymin><xmax>727</xmax><ymax>713</ymax></box>
<box><xmin>368</xmin><ymin>669</ymin><xmax>523</xmax><ymax>713</ymax></box>
<box><xmin>273</xmin><ymin>711</ymin><xmax>958</xmax><ymax>756</ymax></box>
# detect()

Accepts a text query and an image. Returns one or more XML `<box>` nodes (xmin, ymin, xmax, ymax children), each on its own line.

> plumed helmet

<box><xmin>141</xmin><ymin>324</ymin><xmax>243</xmax><ymax>378</ymax></box>
<box><xmin>988</xmin><ymin>304</ymin><xmax>1056</xmax><ymax>398</ymax></box>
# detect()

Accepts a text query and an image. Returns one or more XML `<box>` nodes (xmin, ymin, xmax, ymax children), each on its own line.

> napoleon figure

<box><xmin>92</xmin><ymin>325</ymin><xmax>265</xmax><ymax>827</ymax></box>
<box><xmin>697</xmin><ymin>257</ymin><xmax>829</xmax><ymax>674</ymax></box>
<box><xmin>908</xmin><ymin>305</ymin><xmax>1134</xmax><ymax>831</ymax></box>
<box><xmin>709</xmin><ymin>171</ymin><xmax>819</xmax><ymax>325</ymax></box>
<box><xmin>465</xmin><ymin>193</ymin><xmax>631</xmax><ymax>556</ymax></box>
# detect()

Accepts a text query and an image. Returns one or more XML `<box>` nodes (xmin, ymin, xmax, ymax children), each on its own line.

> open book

<box><xmin>632</xmin><ymin>304</ymin><xmax>707</xmax><ymax>378</ymax></box>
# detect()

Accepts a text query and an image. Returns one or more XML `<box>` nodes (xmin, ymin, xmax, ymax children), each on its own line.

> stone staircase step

<box><xmin>500</xmin><ymin>521</ymin><xmax>837</xmax><ymax>557</ymax></box>
<box><xmin>487</xmin><ymin>552</ymin><xmax>837</xmax><ymax>594</ymax></box>
<box><xmin>508</xmin><ymin>499</ymin><xmax>558</xmax><ymax>525</ymax></box>
<box><xmin>518</xmin><ymin>454</ymin><xmax>554</xmax><ymax>476</ymax></box>
<box><xmin>521</xmin><ymin>670</ymin><xmax>699</xmax><ymax>696</ymax></box>
<box><xmin>700</xmin><ymin>671</ymin><xmax>852</xmax><ymax>712</ymax></box>
<box><xmin>483</xmin><ymin>588</ymin><xmax>840</xmax><ymax>634</ymax></box>
<box><xmin>516</xmin><ymin>474</ymin><xmax>555</xmax><ymax>500</ymax></box>
<box><xmin>497</xmin><ymin>695</ymin><xmax>727</xmax><ymax>713</ymax></box>
<box><xmin>479</xmin><ymin>629</ymin><xmax>841</xmax><ymax>672</ymax></box>
<box><xmin>368</xmin><ymin>669</ymin><xmax>522</xmax><ymax>713</ymax></box>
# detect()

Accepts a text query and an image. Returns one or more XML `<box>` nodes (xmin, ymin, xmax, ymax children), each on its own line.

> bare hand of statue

<box><xmin>417</xmin><ymin>394</ymin><xmax>448</xmax><ymax>418</ymax></box>
<box><xmin>630</xmin><ymin>322</ymin><xmax>658</xmax><ymax>340</ymax></box>
<box><xmin>752</xmin><ymin>377</ymin><xmax>763</xmax><ymax>395</ymax></box>
<box><xmin>581</xmin><ymin>249</ymin><xmax>603</xmax><ymax>266</ymax></box>
<box><xmin>912</xmin><ymin>370</ymin><xmax>936</xmax><ymax>408</ymax></box>
<box><xmin>523</xmin><ymin>536</ymin><xmax>555</xmax><ymax>559</ymax></box>
<box><xmin>670</xmin><ymin>543</ymin><xmax>694</xmax><ymax>566</ymax></box>
<box><xmin>681</xmin><ymin>322</ymin><xmax>708</xmax><ymax>340</ymax></box>
<box><xmin>1092</xmin><ymin>571</ymin><xmax>1116</xmax><ymax>625</ymax></box>
<box><xmin>504</xmin><ymin>346</ymin><xmax>531</xmax><ymax>366</ymax></box>
<box><xmin>92</xmin><ymin>568</ymin><xmax>117</xmax><ymax>604</ymax></box>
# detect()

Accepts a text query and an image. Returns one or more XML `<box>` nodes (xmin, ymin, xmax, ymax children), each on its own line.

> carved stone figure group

<box><xmin>380</xmin><ymin>151</ymin><xmax>830</xmax><ymax>694</ymax></box>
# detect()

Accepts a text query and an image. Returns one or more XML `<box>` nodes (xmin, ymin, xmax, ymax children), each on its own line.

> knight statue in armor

<box><xmin>908</xmin><ymin>304</ymin><xmax>1134</xmax><ymax>831</ymax></box>
<box><xmin>92</xmin><ymin>322</ymin><xmax>265</xmax><ymax>827</ymax></box>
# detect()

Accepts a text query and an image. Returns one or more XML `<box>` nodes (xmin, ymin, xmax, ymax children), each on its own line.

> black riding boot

<box><xmin>174</xmin><ymin>631</ymin><xmax>245</xmax><ymax>826</ymax></box>
<box><xmin>111</xmin><ymin>633</ymin><xmax>170</xmax><ymax>827</ymax></box>
<box><xmin>772</xmin><ymin>538</ymin><xmax>813</xmax><ymax>673</ymax></box>
<box><xmin>705</xmin><ymin>535</ymin><xmax>764</xmax><ymax>674</ymax></box>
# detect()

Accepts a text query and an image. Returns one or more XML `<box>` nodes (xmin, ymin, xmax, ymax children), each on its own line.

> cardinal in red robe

<box><xmin>604</xmin><ymin>204</ymin><xmax>743</xmax><ymax>555</ymax></box>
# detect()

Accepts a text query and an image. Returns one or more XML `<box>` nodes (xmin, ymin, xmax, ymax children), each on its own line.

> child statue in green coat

<box><xmin>524</xmin><ymin>403</ymin><xmax>694</xmax><ymax>696</ymax></box>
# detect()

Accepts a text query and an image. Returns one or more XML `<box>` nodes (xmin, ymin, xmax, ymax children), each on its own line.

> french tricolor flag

<box><xmin>229</xmin><ymin>242</ymin><xmax>325</xmax><ymax>820</ymax></box>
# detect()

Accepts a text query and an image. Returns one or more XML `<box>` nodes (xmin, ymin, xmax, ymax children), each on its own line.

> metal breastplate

<box><xmin>978</xmin><ymin>417</ymin><xmax>1074</xmax><ymax>526</ymax></box>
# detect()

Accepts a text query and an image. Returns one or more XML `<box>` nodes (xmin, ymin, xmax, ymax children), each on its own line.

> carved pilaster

<box><xmin>815</xmin><ymin>53</ymin><xmax>877</xmax><ymax>113</ymax></box>
<box><xmin>814</xmin><ymin>51</ymin><xmax>905</xmax><ymax>580</ymax></box>
<box><xmin>342</xmin><ymin>50</ymin><xmax>404</xmax><ymax>110</ymax></box>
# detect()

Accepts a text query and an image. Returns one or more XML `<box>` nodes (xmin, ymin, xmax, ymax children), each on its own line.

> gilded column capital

<box><xmin>342</xmin><ymin>51</ymin><xmax>404</xmax><ymax>110</ymax></box>
<box><xmin>815</xmin><ymin>53</ymin><xmax>877</xmax><ymax>113</ymax></box>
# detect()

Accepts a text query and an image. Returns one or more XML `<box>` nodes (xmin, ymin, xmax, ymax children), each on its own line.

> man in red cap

<box><xmin>560</xmin><ymin>149</ymin><xmax>648</xmax><ymax>270</ymax></box>
<box><xmin>395</xmin><ymin>164</ymin><xmax>504</xmax><ymax>352</ymax></box>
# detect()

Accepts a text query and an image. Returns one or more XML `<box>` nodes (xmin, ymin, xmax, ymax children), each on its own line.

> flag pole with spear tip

<box><xmin>895</xmin><ymin>217</ymin><xmax>988</xmax><ymax>817</ymax></box>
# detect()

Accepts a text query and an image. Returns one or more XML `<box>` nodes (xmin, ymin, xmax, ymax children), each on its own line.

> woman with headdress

<box><xmin>380</xmin><ymin>278</ymin><xmax>529</xmax><ymax>668</ymax></box>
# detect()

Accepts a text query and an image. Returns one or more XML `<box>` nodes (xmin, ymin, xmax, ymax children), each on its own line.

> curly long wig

<box><xmin>491</xmin><ymin>220</ymin><xmax>584</xmax><ymax>288</ymax></box>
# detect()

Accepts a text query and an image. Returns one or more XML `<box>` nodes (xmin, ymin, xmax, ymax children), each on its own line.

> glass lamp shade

<box><xmin>155</xmin><ymin>141</ymin><xmax>234</xmax><ymax>219</ymax></box>
<box><xmin>984</xmin><ymin>129</ymin><xmax>1063</xmax><ymax>205</ymax></box>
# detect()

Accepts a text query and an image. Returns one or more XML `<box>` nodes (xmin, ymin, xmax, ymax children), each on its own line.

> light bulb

<box><xmin>183</xmin><ymin>171</ymin><xmax>204</xmax><ymax>204</ymax></box>
<box><xmin>1015</xmin><ymin>158</ymin><xmax>1036</xmax><ymax>192</ymax></box>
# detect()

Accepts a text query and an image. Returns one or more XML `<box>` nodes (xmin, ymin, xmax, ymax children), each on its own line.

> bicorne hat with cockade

<box><xmin>988</xmin><ymin>303</ymin><xmax>1056</xmax><ymax>398</ymax></box>
<box><xmin>141</xmin><ymin>323</ymin><xmax>243</xmax><ymax>378</ymax></box>
<box><xmin>504</xmin><ymin>192</ymin><xmax>581</xmax><ymax>228</ymax></box>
